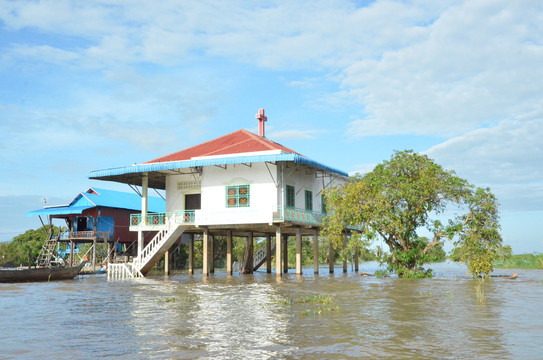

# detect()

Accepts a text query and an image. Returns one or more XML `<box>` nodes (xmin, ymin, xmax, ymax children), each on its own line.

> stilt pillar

<box><xmin>210</xmin><ymin>235</ymin><xmax>215</xmax><ymax>274</ymax></box>
<box><xmin>354</xmin><ymin>236</ymin><xmax>359</xmax><ymax>273</ymax></box>
<box><xmin>275</xmin><ymin>227</ymin><xmax>282</xmax><ymax>277</ymax></box>
<box><xmin>343</xmin><ymin>233</ymin><xmax>348</xmax><ymax>273</ymax></box>
<box><xmin>283</xmin><ymin>235</ymin><xmax>288</xmax><ymax>273</ymax></box>
<box><xmin>188</xmin><ymin>234</ymin><xmax>194</xmax><ymax>275</ymax></box>
<box><xmin>226</xmin><ymin>231</ymin><xmax>233</xmax><ymax>276</ymax></box>
<box><xmin>329</xmin><ymin>238</ymin><xmax>334</xmax><ymax>274</ymax></box>
<box><xmin>92</xmin><ymin>238</ymin><xmax>97</xmax><ymax>271</ymax></box>
<box><xmin>164</xmin><ymin>250</ymin><xmax>170</xmax><ymax>275</ymax></box>
<box><xmin>70</xmin><ymin>240</ymin><xmax>74</xmax><ymax>266</ymax></box>
<box><xmin>313</xmin><ymin>230</ymin><xmax>319</xmax><ymax>275</ymax></box>
<box><xmin>296</xmin><ymin>228</ymin><xmax>302</xmax><ymax>275</ymax></box>
<box><xmin>266</xmin><ymin>234</ymin><xmax>272</xmax><ymax>273</ymax></box>
<box><xmin>138</xmin><ymin>172</ymin><xmax>148</xmax><ymax>257</ymax></box>
<box><xmin>203</xmin><ymin>228</ymin><xmax>209</xmax><ymax>277</ymax></box>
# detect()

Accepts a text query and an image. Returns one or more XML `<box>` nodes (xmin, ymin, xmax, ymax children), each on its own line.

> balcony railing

<box><xmin>60</xmin><ymin>231</ymin><xmax>111</xmax><ymax>241</ymax></box>
<box><xmin>130</xmin><ymin>210</ymin><xmax>196</xmax><ymax>227</ymax></box>
<box><xmin>274</xmin><ymin>206</ymin><xmax>323</xmax><ymax>225</ymax></box>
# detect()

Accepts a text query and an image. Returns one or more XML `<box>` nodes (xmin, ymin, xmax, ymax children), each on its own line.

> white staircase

<box><xmin>108</xmin><ymin>213</ymin><xmax>186</xmax><ymax>279</ymax></box>
<box><xmin>253</xmin><ymin>243</ymin><xmax>276</xmax><ymax>271</ymax></box>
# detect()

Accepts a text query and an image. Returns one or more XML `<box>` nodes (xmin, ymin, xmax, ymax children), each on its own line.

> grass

<box><xmin>494</xmin><ymin>253</ymin><xmax>543</xmax><ymax>269</ymax></box>
<box><xmin>273</xmin><ymin>294</ymin><xmax>341</xmax><ymax>316</ymax></box>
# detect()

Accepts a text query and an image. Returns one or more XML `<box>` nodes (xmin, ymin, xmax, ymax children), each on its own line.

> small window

<box><xmin>286</xmin><ymin>185</ymin><xmax>295</xmax><ymax>208</ymax></box>
<box><xmin>321</xmin><ymin>194</ymin><xmax>326</xmax><ymax>214</ymax></box>
<box><xmin>305</xmin><ymin>190</ymin><xmax>313</xmax><ymax>211</ymax></box>
<box><xmin>226</xmin><ymin>185</ymin><xmax>250</xmax><ymax>208</ymax></box>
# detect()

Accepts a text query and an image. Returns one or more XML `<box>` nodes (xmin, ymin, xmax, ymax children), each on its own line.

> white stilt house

<box><xmin>89</xmin><ymin>110</ymin><xmax>349</xmax><ymax>278</ymax></box>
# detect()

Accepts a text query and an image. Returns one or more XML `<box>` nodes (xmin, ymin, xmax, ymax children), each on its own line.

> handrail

<box><xmin>133</xmin><ymin>213</ymin><xmax>180</xmax><ymax>270</ymax></box>
<box><xmin>273</xmin><ymin>206</ymin><xmax>323</xmax><ymax>225</ymax></box>
<box><xmin>130</xmin><ymin>210</ymin><xmax>195</xmax><ymax>226</ymax></box>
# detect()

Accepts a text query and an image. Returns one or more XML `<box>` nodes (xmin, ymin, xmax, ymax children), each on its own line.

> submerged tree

<box><xmin>322</xmin><ymin>150</ymin><xmax>502</xmax><ymax>278</ymax></box>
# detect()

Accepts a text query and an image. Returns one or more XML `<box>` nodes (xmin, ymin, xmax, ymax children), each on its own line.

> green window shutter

<box><xmin>305</xmin><ymin>190</ymin><xmax>313</xmax><ymax>211</ymax></box>
<box><xmin>286</xmin><ymin>185</ymin><xmax>295</xmax><ymax>208</ymax></box>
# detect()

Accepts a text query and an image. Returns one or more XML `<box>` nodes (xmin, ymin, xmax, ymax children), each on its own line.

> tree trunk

<box><xmin>240</xmin><ymin>234</ymin><xmax>254</xmax><ymax>274</ymax></box>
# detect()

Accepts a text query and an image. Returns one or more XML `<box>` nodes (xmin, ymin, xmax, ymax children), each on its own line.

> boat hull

<box><xmin>0</xmin><ymin>264</ymin><xmax>83</xmax><ymax>283</ymax></box>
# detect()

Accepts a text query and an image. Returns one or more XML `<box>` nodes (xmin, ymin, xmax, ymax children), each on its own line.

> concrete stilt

<box><xmin>275</xmin><ymin>227</ymin><xmax>282</xmax><ymax>277</ymax></box>
<box><xmin>266</xmin><ymin>234</ymin><xmax>272</xmax><ymax>273</ymax></box>
<box><xmin>203</xmin><ymin>228</ymin><xmax>209</xmax><ymax>276</ymax></box>
<box><xmin>92</xmin><ymin>238</ymin><xmax>97</xmax><ymax>272</ymax></box>
<box><xmin>210</xmin><ymin>235</ymin><xmax>215</xmax><ymax>274</ymax></box>
<box><xmin>226</xmin><ymin>231</ymin><xmax>232</xmax><ymax>276</ymax></box>
<box><xmin>283</xmin><ymin>235</ymin><xmax>288</xmax><ymax>273</ymax></box>
<box><xmin>329</xmin><ymin>239</ymin><xmax>334</xmax><ymax>274</ymax></box>
<box><xmin>313</xmin><ymin>230</ymin><xmax>319</xmax><ymax>275</ymax></box>
<box><xmin>246</xmin><ymin>232</ymin><xmax>254</xmax><ymax>274</ymax></box>
<box><xmin>296</xmin><ymin>228</ymin><xmax>302</xmax><ymax>275</ymax></box>
<box><xmin>188</xmin><ymin>234</ymin><xmax>194</xmax><ymax>275</ymax></box>
<box><xmin>164</xmin><ymin>250</ymin><xmax>170</xmax><ymax>275</ymax></box>
<box><xmin>343</xmin><ymin>234</ymin><xmax>348</xmax><ymax>273</ymax></box>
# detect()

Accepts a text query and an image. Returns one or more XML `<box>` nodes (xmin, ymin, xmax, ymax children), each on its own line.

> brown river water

<box><xmin>1</xmin><ymin>261</ymin><xmax>542</xmax><ymax>359</ymax></box>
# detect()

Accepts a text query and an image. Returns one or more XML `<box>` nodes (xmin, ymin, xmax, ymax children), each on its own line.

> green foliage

<box><xmin>0</xmin><ymin>225</ymin><xmax>62</xmax><ymax>266</ymax></box>
<box><xmin>494</xmin><ymin>253</ymin><xmax>543</xmax><ymax>269</ymax></box>
<box><xmin>322</xmin><ymin>150</ymin><xmax>502</xmax><ymax>278</ymax></box>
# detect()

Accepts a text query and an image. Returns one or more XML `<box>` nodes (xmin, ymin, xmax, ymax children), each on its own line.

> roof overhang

<box><xmin>89</xmin><ymin>153</ymin><xmax>349</xmax><ymax>189</ymax></box>
<box><xmin>26</xmin><ymin>205</ymin><xmax>94</xmax><ymax>217</ymax></box>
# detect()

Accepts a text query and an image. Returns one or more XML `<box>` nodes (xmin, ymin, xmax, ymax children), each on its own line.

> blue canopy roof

<box><xmin>26</xmin><ymin>188</ymin><xmax>165</xmax><ymax>217</ymax></box>
<box><xmin>89</xmin><ymin>153</ymin><xmax>348</xmax><ymax>187</ymax></box>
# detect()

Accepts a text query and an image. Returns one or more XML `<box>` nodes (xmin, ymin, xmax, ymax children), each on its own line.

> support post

<box><xmin>329</xmin><ymin>238</ymin><xmax>334</xmax><ymax>274</ymax></box>
<box><xmin>296</xmin><ymin>228</ymin><xmax>302</xmax><ymax>275</ymax></box>
<box><xmin>138</xmin><ymin>172</ymin><xmax>149</xmax><ymax>257</ymax></box>
<box><xmin>343</xmin><ymin>233</ymin><xmax>348</xmax><ymax>273</ymax></box>
<box><xmin>227</xmin><ymin>231</ymin><xmax>233</xmax><ymax>276</ymax></box>
<box><xmin>275</xmin><ymin>227</ymin><xmax>282</xmax><ymax>277</ymax></box>
<box><xmin>188</xmin><ymin>234</ymin><xmax>194</xmax><ymax>275</ymax></box>
<box><xmin>92</xmin><ymin>238</ymin><xmax>97</xmax><ymax>271</ymax></box>
<box><xmin>266</xmin><ymin>234</ymin><xmax>272</xmax><ymax>273</ymax></box>
<box><xmin>164</xmin><ymin>250</ymin><xmax>170</xmax><ymax>275</ymax></box>
<box><xmin>70</xmin><ymin>240</ymin><xmax>74</xmax><ymax>266</ymax></box>
<box><xmin>210</xmin><ymin>235</ymin><xmax>215</xmax><ymax>274</ymax></box>
<box><xmin>203</xmin><ymin>228</ymin><xmax>209</xmax><ymax>277</ymax></box>
<box><xmin>354</xmin><ymin>236</ymin><xmax>359</xmax><ymax>273</ymax></box>
<box><xmin>313</xmin><ymin>230</ymin><xmax>319</xmax><ymax>275</ymax></box>
<box><xmin>283</xmin><ymin>235</ymin><xmax>288</xmax><ymax>273</ymax></box>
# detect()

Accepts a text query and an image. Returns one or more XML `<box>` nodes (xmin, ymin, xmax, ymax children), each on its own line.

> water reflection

<box><xmin>1</xmin><ymin>265</ymin><xmax>542</xmax><ymax>359</ymax></box>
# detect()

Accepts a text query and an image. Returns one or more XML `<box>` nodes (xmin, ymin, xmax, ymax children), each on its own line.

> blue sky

<box><xmin>1</xmin><ymin>0</ymin><xmax>542</xmax><ymax>253</ymax></box>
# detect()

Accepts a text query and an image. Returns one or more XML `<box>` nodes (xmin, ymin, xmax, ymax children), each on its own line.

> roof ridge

<box><xmin>143</xmin><ymin>129</ymin><xmax>247</xmax><ymax>164</ymax></box>
<box><xmin>242</xmin><ymin>130</ymin><xmax>279</xmax><ymax>151</ymax></box>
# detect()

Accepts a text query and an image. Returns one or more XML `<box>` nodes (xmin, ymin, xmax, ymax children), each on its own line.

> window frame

<box><xmin>225</xmin><ymin>184</ymin><xmax>250</xmax><ymax>208</ymax></box>
<box><xmin>305</xmin><ymin>189</ymin><xmax>313</xmax><ymax>211</ymax></box>
<box><xmin>286</xmin><ymin>185</ymin><xmax>295</xmax><ymax>208</ymax></box>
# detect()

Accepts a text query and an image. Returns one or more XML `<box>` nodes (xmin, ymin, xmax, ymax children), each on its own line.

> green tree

<box><xmin>322</xmin><ymin>150</ymin><xmax>502</xmax><ymax>278</ymax></box>
<box><xmin>0</xmin><ymin>226</ymin><xmax>61</xmax><ymax>266</ymax></box>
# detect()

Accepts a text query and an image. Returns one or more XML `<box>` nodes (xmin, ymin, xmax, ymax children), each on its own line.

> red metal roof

<box><xmin>144</xmin><ymin>129</ymin><xmax>302</xmax><ymax>163</ymax></box>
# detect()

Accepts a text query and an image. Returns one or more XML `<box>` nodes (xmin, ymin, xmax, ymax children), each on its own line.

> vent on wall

<box><xmin>177</xmin><ymin>181</ymin><xmax>201</xmax><ymax>190</ymax></box>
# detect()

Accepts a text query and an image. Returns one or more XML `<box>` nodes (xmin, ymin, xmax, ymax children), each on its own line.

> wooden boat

<box><xmin>0</xmin><ymin>263</ymin><xmax>84</xmax><ymax>283</ymax></box>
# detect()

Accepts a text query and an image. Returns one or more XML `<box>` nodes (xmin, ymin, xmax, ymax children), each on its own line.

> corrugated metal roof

<box><xmin>26</xmin><ymin>188</ymin><xmax>165</xmax><ymax>217</ymax></box>
<box><xmin>89</xmin><ymin>153</ymin><xmax>349</xmax><ymax>180</ymax></box>
<box><xmin>144</xmin><ymin>129</ymin><xmax>301</xmax><ymax>163</ymax></box>
<box><xmin>26</xmin><ymin>205</ymin><xmax>94</xmax><ymax>217</ymax></box>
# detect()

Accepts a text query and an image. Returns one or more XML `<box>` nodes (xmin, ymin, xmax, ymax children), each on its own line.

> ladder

<box><xmin>253</xmin><ymin>242</ymin><xmax>276</xmax><ymax>271</ymax></box>
<box><xmin>36</xmin><ymin>233</ymin><xmax>63</xmax><ymax>267</ymax></box>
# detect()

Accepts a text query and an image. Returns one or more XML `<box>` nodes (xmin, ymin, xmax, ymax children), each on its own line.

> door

<box><xmin>185</xmin><ymin>194</ymin><xmax>201</xmax><ymax>210</ymax></box>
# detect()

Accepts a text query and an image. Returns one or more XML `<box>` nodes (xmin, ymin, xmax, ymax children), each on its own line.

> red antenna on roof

<box><xmin>256</xmin><ymin>109</ymin><xmax>267</xmax><ymax>137</ymax></box>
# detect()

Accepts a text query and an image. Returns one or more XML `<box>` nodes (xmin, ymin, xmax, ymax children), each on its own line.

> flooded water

<box><xmin>1</xmin><ymin>262</ymin><xmax>542</xmax><ymax>359</ymax></box>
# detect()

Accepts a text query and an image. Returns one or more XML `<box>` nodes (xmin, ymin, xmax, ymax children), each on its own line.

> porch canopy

<box><xmin>26</xmin><ymin>205</ymin><xmax>94</xmax><ymax>217</ymax></box>
<box><xmin>88</xmin><ymin>153</ymin><xmax>349</xmax><ymax>189</ymax></box>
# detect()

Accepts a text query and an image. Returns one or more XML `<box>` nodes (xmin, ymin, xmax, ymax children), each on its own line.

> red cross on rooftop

<box><xmin>256</xmin><ymin>109</ymin><xmax>267</xmax><ymax>137</ymax></box>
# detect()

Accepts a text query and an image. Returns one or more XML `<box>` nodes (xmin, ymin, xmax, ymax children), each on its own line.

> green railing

<box><xmin>130</xmin><ymin>210</ymin><xmax>196</xmax><ymax>226</ymax></box>
<box><xmin>274</xmin><ymin>206</ymin><xmax>323</xmax><ymax>225</ymax></box>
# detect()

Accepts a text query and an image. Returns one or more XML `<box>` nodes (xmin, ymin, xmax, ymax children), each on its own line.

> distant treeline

<box><xmin>493</xmin><ymin>253</ymin><xmax>543</xmax><ymax>269</ymax></box>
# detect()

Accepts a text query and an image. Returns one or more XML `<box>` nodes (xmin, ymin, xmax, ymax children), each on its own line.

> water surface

<box><xmin>1</xmin><ymin>262</ymin><xmax>542</xmax><ymax>359</ymax></box>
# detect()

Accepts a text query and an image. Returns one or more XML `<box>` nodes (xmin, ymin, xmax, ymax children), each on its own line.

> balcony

<box><xmin>60</xmin><ymin>231</ymin><xmax>111</xmax><ymax>241</ymax></box>
<box><xmin>130</xmin><ymin>210</ymin><xmax>195</xmax><ymax>230</ymax></box>
<box><xmin>274</xmin><ymin>206</ymin><xmax>323</xmax><ymax>226</ymax></box>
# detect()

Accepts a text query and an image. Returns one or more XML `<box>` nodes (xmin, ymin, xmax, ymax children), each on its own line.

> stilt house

<box><xmin>89</xmin><ymin>110</ymin><xmax>349</xmax><ymax>277</ymax></box>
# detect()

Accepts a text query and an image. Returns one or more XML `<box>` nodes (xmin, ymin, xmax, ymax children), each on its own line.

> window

<box><xmin>226</xmin><ymin>185</ymin><xmax>250</xmax><ymax>207</ymax></box>
<box><xmin>305</xmin><ymin>190</ymin><xmax>313</xmax><ymax>211</ymax></box>
<box><xmin>321</xmin><ymin>194</ymin><xmax>326</xmax><ymax>214</ymax></box>
<box><xmin>286</xmin><ymin>185</ymin><xmax>295</xmax><ymax>208</ymax></box>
